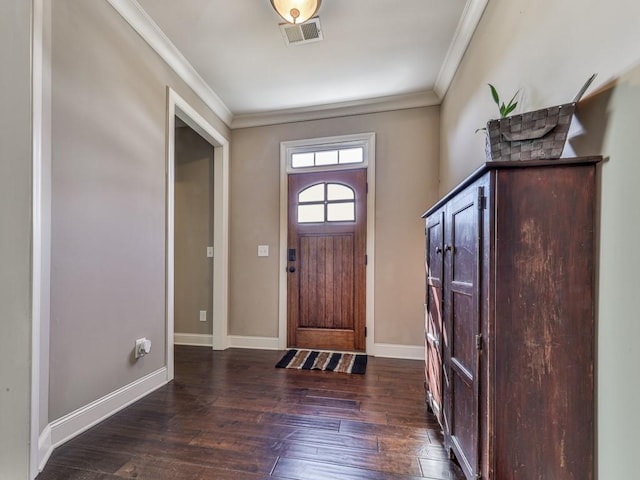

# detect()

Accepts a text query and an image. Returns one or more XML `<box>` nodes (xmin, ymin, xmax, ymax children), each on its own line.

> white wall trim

<box><xmin>106</xmin><ymin>0</ymin><xmax>233</xmax><ymax>127</ymax></box>
<box><xmin>434</xmin><ymin>0</ymin><xmax>489</xmax><ymax>99</ymax></box>
<box><xmin>31</xmin><ymin>0</ymin><xmax>43</xmax><ymax>475</ymax></box>
<box><xmin>233</xmin><ymin>91</ymin><xmax>439</xmax><ymax>129</ymax></box>
<box><xmin>166</xmin><ymin>95</ymin><xmax>176</xmax><ymax>380</ymax></box>
<box><xmin>46</xmin><ymin>368</ymin><xmax>167</xmax><ymax>462</ymax></box>
<box><xmin>174</xmin><ymin>333</ymin><xmax>214</xmax><ymax>347</ymax></box>
<box><xmin>31</xmin><ymin>0</ymin><xmax>52</xmax><ymax>477</ymax></box>
<box><xmin>373</xmin><ymin>343</ymin><xmax>425</xmax><ymax>361</ymax></box>
<box><xmin>167</xmin><ymin>87</ymin><xmax>230</xmax><ymax>382</ymax></box>
<box><xmin>227</xmin><ymin>336</ymin><xmax>281</xmax><ymax>350</ymax></box>
<box><xmin>214</xmin><ymin>337</ymin><xmax>422</xmax><ymax>358</ymax></box>
<box><xmin>211</xmin><ymin>142</ymin><xmax>230</xmax><ymax>353</ymax></box>
<box><xmin>278</xmin><ymin>133</ymin><xmax>376</xmax><ymax>353</ymax></box>
<box><xmin>174</xmin><ymin>335</ymin><xmax>280</xmax><ymax>350</ymax></box>
<box><xmin>365</xmin><ymin>135</ymin><xmax>376</xmax><ymax>355</ymax></box>
<box><xmin>37</xmin><ymin>425</ymin><xmax>52</xmax><ymax>473</ymax></box>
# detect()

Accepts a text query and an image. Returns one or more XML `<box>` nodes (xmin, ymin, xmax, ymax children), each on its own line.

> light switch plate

<box><xmin>207</xmin><ymin>246</ymin><xmax>214</xmax><ymax>258</ymax></box>
<box><xmin>199</xmin><ymin>310</ymin><xmax>207</xmax><ymax>322</ymax></box>
<box><xmin>258</xmin><ymin>245</ymin><xmax>269</xmax><ymax>257</ymax></box>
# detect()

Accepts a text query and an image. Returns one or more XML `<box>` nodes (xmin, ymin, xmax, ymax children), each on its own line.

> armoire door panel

<box><xmin>451</xmin><ymin>203</ymin><xmax>476</xmax><ymax>284</ymax></box>
<box><xmin>425</xmin><ymin>211</ymin><xmax>445</xmax><ymax>422</ymax></box>
<box><xmin>452</xmin><ymin>373</ymin><xmax>476</xmax><ymax>460</ymax></box>
<box><xmin>443</xmin><ymin>183</ymin><xmax>481</xmax><ymax>480</ymax></box>
<box><xmin>451</xmin><ymin>291</ymin><xmax>474</xmax><ymax>372</ymax></box>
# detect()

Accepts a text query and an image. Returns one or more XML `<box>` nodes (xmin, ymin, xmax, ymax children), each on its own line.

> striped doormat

<box><xmin>275</xmin><ymin>349</ymin><xmax>367</xmax><ymax>375</ymax></box>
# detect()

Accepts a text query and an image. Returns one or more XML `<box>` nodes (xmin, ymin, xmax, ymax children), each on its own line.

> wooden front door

<box><xmin>287</xmin><ymin>168</ymin><xmax>367</xmax><ymax>352</ymax></box>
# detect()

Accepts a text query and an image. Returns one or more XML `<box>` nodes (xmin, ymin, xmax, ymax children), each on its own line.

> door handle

<box><xmin>435</xmin><ymin>246</ymin><xmax>442</xmax><ymax>254</ymax></box>
<box><xmin>288</xmin><ymin>266</ymin><xmax>296</xmax><ymax>273</ymax></box>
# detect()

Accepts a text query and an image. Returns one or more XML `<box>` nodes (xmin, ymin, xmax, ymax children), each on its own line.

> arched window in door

<box><xmin>297</xmin><ymin>182</ymin><xmax>356</xmax><ymax>223</ymax></box>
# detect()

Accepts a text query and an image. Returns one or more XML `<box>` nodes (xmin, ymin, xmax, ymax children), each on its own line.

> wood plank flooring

<box><xmin>37</xmin><ymin>346</ymin><xmax>464</xmax><ymax>479</ymax></box>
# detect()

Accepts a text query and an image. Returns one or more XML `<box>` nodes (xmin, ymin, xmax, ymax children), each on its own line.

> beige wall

<box><xmin>230</xmin><ymin>107</ymin><xmax>440</xmax><ymax>345</ymax></box>
<box><xmin>440</xmin><ymin>0</ymin><xmax>640</xmax><ymax>476</ymax></box>
<box><xmin>572</xmin><ymin>65</ymin><xmax>640</xmax><ymax>480</ymax></box>
<box><xmin>175</xmin><ymin>126</ymin><xmax>214</xmax><ymax>335</ymax></box>
<box><xmin>49</xmin><ymin>0</ymin><xmax>229</xmax><ymax>420</ymax></box>
<box><xmin>0</xmin><ymin>1</ymin><xmax>33</xmax><ymax>477</ymax></box>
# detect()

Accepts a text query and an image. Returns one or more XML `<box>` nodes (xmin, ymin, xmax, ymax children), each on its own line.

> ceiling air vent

<box><xmin>280</xmin><ymin>17</ymin><xmax>323</xmax><ymax>46</ymax></box>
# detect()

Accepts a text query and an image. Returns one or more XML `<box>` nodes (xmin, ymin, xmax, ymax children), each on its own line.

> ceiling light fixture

<box><xmin>270</xmin><ymin>0</ymin><xmax>321</xmax><ymax>24</ymax></box>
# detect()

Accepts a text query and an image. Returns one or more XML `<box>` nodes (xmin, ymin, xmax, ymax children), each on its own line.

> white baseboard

<box><xmin>45</xmin><ymin>367</ymin><xmax>168</xmax><ymax>466</ymax></box>
<box><xmin>37</xmin><ymin>425</ymin><xmax>52</xmax><ymax>472</ymax></box>
<box><xmin>372</xmin><ymin>343</ymin><xmax>424</xmax><ymax>360</ymax></box>
<box><xmin>173</xmin><ymin>334</ymin><xmax>280</xmax><ymax>350</ymax></box>
<box><xmin>174</xmin><ymin>332</ymin><xmax>213</xmax><ymax>347</ymax></box>
<box><xmin>222</xmin><ymin>337</ymin><xmax>422</xmax><ymax>359</ymax></box>
<box><xmin>227</xmin><ymin>335</ymin><xmax>280</xmax><ymax>350</ymax></box>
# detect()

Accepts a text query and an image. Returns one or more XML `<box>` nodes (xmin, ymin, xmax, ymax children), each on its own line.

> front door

<box><xmin>287</xmin><ymin>168</ymin><xmax>367</xmax><ymax>352</ymax></box>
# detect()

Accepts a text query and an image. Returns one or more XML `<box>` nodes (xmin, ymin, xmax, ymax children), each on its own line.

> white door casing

<box><xmin>166</xmin><ymin>87</ymin><xmax>230</xmax><ymax>380</ymax></box>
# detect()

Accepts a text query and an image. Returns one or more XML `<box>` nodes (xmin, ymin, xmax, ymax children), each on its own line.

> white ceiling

<box><xmin>118</xmin><ymin>0</ymin><xmax>486</xmax><ymax>127</ymax></box>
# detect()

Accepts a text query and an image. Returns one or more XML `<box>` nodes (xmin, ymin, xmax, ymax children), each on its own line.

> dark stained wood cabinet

<box><xmin>423</xmin><ymin>157</ymin><xmax>600</xmax><ymax>480</ymax></box>
<box><xmin>424</xmin><ymin>209</ymin><xmax>444</xmax><ymax>424</ymax></box>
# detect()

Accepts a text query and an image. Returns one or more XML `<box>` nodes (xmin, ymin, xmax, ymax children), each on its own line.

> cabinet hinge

<box><xmin>365</xmin><ymin>327</ymin><xmax>368</xmax><ymax>338</ymax></box>
<box><xmin>366</xmin><ymin>182</ymin><xmax>369</xmax><ymax>194</ymax></box>
<box><xmin>475</xmin><ymin>334</ymin><xmax>483</xmax><ymax>351</ymax></box>
<box><xmin>478</xmin><ymin>186</ymin><xmax>486</xmax><ymax>210</ymax></box>
<box><xmin>365</xmin><ymin>254</ymin><xmax>368</xmax><ymax>265</ymax></box>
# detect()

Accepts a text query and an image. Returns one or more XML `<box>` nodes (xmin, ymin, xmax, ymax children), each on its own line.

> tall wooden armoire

<box><xmin>423</xmin><ymin>157</ymin><xmax>600</xmax><ymax>480</ymax></box>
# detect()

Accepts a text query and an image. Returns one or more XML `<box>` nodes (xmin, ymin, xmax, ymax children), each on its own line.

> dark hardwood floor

<box><xmin>37</xmin><ymin>346</ymin><xmax>464</xmax><ymax>479</ymax></box>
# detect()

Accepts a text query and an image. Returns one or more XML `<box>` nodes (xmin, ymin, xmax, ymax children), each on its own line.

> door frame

<box><xmin>278</xmin><ymin>133</ymin><xmax>376</xmax><ymax>353</ymax></box>
<box><xmin>166</xmin><ymin>87</ymin><xmax>230</xmax><ymax>380</ymax></box>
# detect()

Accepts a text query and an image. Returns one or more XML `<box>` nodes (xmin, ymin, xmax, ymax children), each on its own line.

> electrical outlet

<box><xmin>258</xmin><ymin>245</ymin><xmax>269</xmax><ymax>257</ymax></box>
<box><xmin>199</xmin><ymin>310</ymin><xmax>207</xmax><ymax>322</ymax></box>
<box><xmin>135</xmin><ymin>337</ymin><xmax>151</xmax><ymax>359</ymax></box>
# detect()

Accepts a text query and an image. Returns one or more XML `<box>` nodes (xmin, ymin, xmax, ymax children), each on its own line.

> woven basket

<box><xmin>485</xmin><ymin>103</ymin><xmax>575</xmax><ymax>161</ymax></box>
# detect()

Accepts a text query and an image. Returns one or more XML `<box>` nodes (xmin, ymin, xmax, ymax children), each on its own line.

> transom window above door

<box><xmin>298</xmin><ymin>183</ymin><xmax>356</xmax><ymax>223</ymax></box>
<box><xmin>291</xmin><ymin>147</ymin><xmax>363</xmax><ymax>169</ymax></box>
<box><xmin>283</xmin><ymin>132</ymin><xmax>373</xmax><ymax>174</ymax></box>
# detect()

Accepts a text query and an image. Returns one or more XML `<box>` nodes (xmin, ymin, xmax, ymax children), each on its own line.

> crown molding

<box><xmin>434</xmin><ymin>0</ymin><xmax>489</xmax><ymax>99</ymax></box>
<box><xmin>231</xmin><ymin>90</ymin><xmax>440</xmax><ymax>129</ymax></box>
<box><xmin>107</xmin><ymin>0</ymin><xmax>485</xmax><ymax>130</ymax></box>
<box><xmin>106</xmin><ymin>0</ymin><xmax>233</xmax><ymax>127</ymax></box>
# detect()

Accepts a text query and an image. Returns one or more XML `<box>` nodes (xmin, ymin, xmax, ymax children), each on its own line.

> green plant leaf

<box><xmin>485</xmin><ymin>83</ymin><xmax>519</xmax><ymax>123</ymax></box>
<box><xmin>503</xmin><ymin>102</ymin><xmax>517</xmax><ymax>116</ymax></box>
<box><xmin>489</xmin><ymin>84</ymin><xmax>500</xmax><ymax>106</ymax></box>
